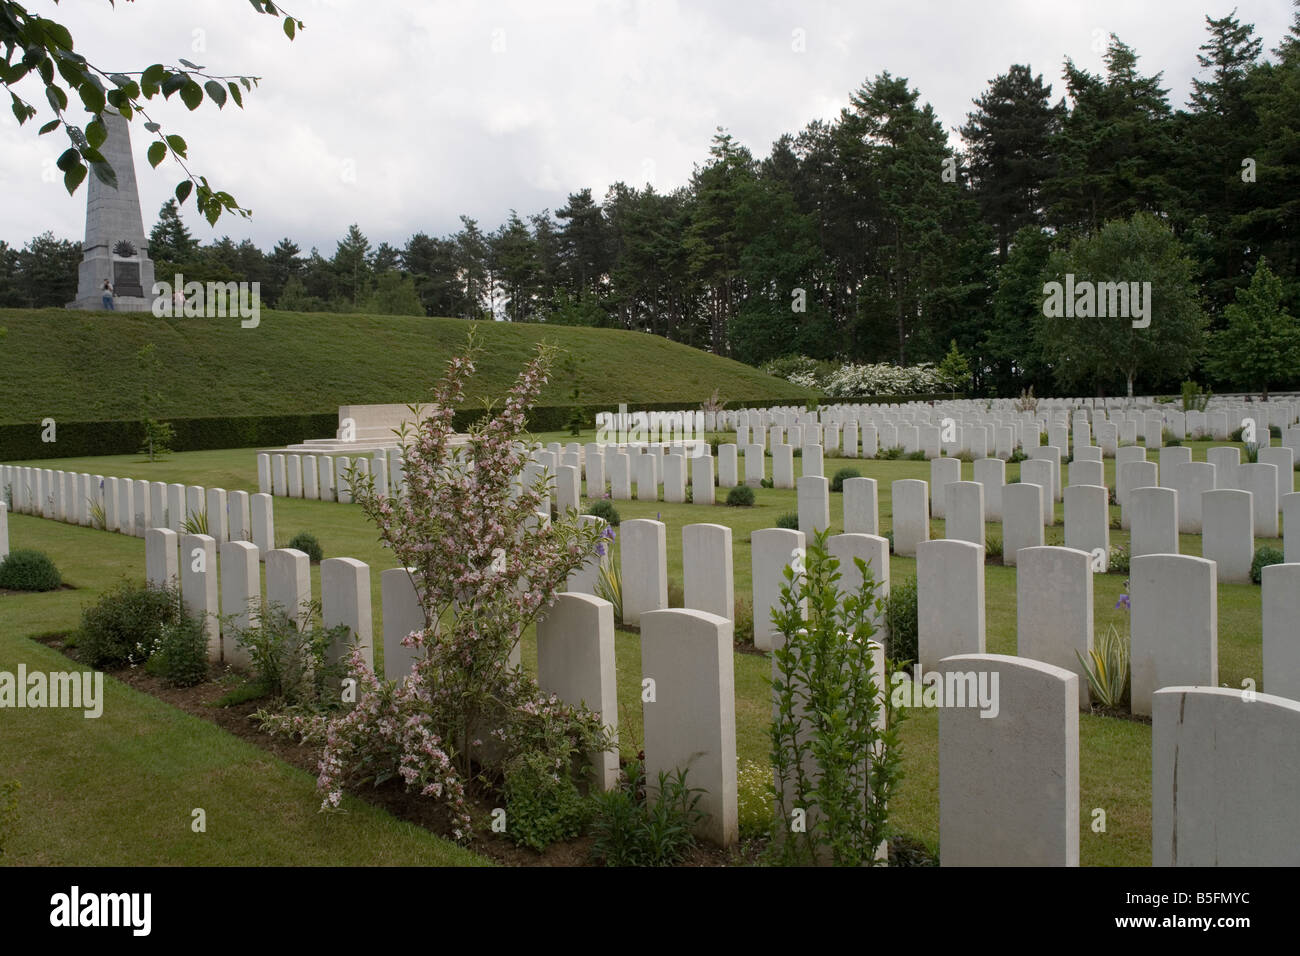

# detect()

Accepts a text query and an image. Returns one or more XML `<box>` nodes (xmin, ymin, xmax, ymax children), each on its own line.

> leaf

<box><xmin>180</xmin><ymin>80</ymin><xmax>203</xmax><ymax>111</ymax></box>
<box><xmin>165</xmin><ymin>134</ymin><xmax>187</xmax><ymax>158</ymax></box>
<box><xmin>141</xmin><ymin>63</ymin><xmax>166</xmax><ymax>96</ymax></box>
<box><xmin>90</xmin><ymin>161</ymin><xmax>118</xmax><ymax>189</ymax></box>
<box><xmin>45</xmin><ymin>84</ymin><xmax>67</xmax><ymax>113</ymax></box>
<box><xmin>79</xmin><ymin>83</ymin><xmax>106</xmax><ymax>114</ymax></box>
<box><xmin>38</xmin><ymin>119</ymin><xmax>60</xmax><ymax>135</ymax></box>
<box><xmin>161</xmin><ymin>73</ymin><xmax>187</xmax><ymax>99</ymax></box>
<box><xmin>175</xmin><ymin>180</ymin><xmax>193</xmax><ymax>204</ymax></box>
<box><xmin>85</xmin><ymin>117</ymin><xmax>107</xmax><ymax>149</ymax></box>
<box><xmin>63</xmin><ymin>161</ymin><xmax>87</xmax><ymax>195</ymax></box>
<box><xmin>147</xmin><ymin>141</ymin><xmax>166</xmax><ymax>168</ymax></box>
<box><xmin>143</xmin><ymin>121</ymin><xmax>161</xmax><ymax>133</ymax></box>
<box><xmin>177</xmin><ymin>58</ymin><xmax>204</xmax><ymax>71</ymax></box>
<box><xmin>226</xmin><ymin>82</ymin><xmax>243</xmax><ymax>108</ymax></box>
<box><xmin>204</xmin><ymin>79</ymin><xmax>227</xmax><ymax>108</ymax></box>
<box><xmin>283</xmin><ymin>17</ymin><xmax>295</xmax><ymax>40</ymax></box>
<box><xmin>56</xmin><ymin>147</ymin><xmax>80</xmax><ymax>172</ymax></box>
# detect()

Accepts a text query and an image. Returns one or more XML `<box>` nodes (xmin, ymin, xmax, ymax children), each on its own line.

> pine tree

<box><xmin>148</xmin><ymin>199</ymin><xmax>198</xmax><ymax>264</ymax></box>
<box><xmin>961</xmin><ymin>65</ymin><xmax>1065</xmax><ymax>261</ymax></box>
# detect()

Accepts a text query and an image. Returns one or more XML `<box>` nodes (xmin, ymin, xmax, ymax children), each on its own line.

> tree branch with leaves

<box><xmin>1</xmin><ymin>0</ymin><xmax>302</xmax><ymax>224</ymax></box>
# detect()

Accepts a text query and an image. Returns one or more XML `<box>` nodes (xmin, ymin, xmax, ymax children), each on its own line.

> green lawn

<box><xmin>0</xmin><ymin>309</ymin><xmax>815</xmax><ymax>425</ymax></box>
<box><xmin>1</xmin><ymin>435</ymin><xmax>1280</xmax><ymax>866</ymax></box>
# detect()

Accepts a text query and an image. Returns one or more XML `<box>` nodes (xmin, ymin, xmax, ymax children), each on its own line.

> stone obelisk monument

<box><xmin>67</xmin><ymin>108</ymin><xmax>155</xmax><ymax>311</ymax></box>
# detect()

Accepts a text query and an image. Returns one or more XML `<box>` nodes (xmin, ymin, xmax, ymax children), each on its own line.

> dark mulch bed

<box><xmin>32</xmin><ymin>631</ymin><xmax>754</xmax><ymax>867</ymax></box>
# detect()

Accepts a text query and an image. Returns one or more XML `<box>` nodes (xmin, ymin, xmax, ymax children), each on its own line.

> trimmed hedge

<box><xmin>0</xmin><ymin>399</ymin><xmax>811</xmax><ymax>460</ymax></box>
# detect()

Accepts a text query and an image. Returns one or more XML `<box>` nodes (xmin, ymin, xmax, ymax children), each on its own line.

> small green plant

<box><xmin>1251</xmin><ymin>546</ymin><xmax>1286</xmax><ymax>585</ymax></box>
<box><xmin>726</xmin><ymin>485</ymin><xmax>756</xmax><ymax>507</ymax></box>
<box><xmin>953</xmin><ymin>450</ymin><xmax>975</xmax><ymax>463</ymax></box>
<box><xmin>88</xmin><ymin>497</ymin><xmax>107</xmax><ymax>531</ymax></box>
<box><xmin>1269</xmin><ymin>424</ymin><xmax>1281</xmax><ymax>439</ymax></box>
<box><xmin>1008</xmin><ymin>449</ymin><xmax>1028</xmax><ymax>464</ymax></box>
<box><xmin>1180</xmin><ymin>380</ymin><xmax>1212</xmax><ymax>413</ymax></box>
<box><xmin>595</xmin><ymin>552</ymin><xmax>623</xmax><ymax>623</ymax></box>
<box><xmin>1108</xmin><ymin>544</ymin><xmax>1131</xmax><ymax>574</ymax></box>
<box><xmin>1162</xmin><ymin>428</ymin><xmax>1181</xmax><ymax>446</ymax></box>
<box><xmin>792</xmin><ymin>447</ymin><xmax>803</xmax><ymax>458</ymax></box>
<box><xmin>586</xmin><ymin>499</ymin><xmax>621</xmax><ymax>526</ymax></box>
<box><xmin>885</xmin><ymin>576</ymin><xmax>918</xmax><ymax>665</ymax></box>
<box><xmin>759</xmin><ymin>477</ymin><xmax>774</xmax><ymax>489</ymax></box>
<box><xmin>1076</xmin><ymin>620</ymin><xmax>1130</xmax><ymax>710</ymax></box>
<box><xmin>878</xmin><ymin>446</ymin><xmax>904</xmax><ymax>460</ymax></box>
<box><xmin>831</xmin><ymin>467</ymin><xmax>861</xmax><ymax>493</ymax></box>
<box><xmin>286</xmin><ymin>532</ymin><xmax>324</xmax><ymax>563</ymax></box>
<box><xmin>588</xmin><ymin>759</ymin><xmax>706</xmax><ymax>866</ymax></box>
<box><xmin>769</xmin><ymin>530</ymin><xmax>904</xmax><ymax>866</ymax></box>
<box><xmin>235</xmin><ymin>600</ymin><xmax>349</xmax><ymax>707</ymax></box>
<box><xmin>985</xmin><ymin>535</ymin><xmax>1003</xmax><ymax>560</ymax></box>
<box><xmin>775</xmin><ymin>511</ymin><xmax>800</xmax><ymax>529</ymax></box>
<box><xmin>502</xmin><ymin>749</ymin><xmax>593</xmax><ymax>852</ymax></box>
<box><xmin>732</xmin><ymin>596</ymin><xmax>754</xmax><ymax>642</ymax></box>
<box><xmin>737</xmin><ymin>759</ymin><xmax>776</xmax><ymax>840</ymax></box>
<box><xmin>904</xmin><ymin>450</ymin><xmax>926</xmax><ymax>461</ymax></box>
<box><xmin>144</xmin><ymin>612</ymin><xmax>210</xmax><ymax>687</ymax></box>
<box><xmin>77</xmin><ymin>582</ymin><xmax>183</xmax><ymax>668</ymax></box>
<box><xmin>139</xmin><ymin>419</ymin><xmax>177</xmax><ymax>461</ymax></box>
<box><xmin>181</xmin><ymin>508</ymin><xmax>209</xmax><ymax>536</ymax></box>
<box><xmin>0</xmin><ymin>549</ymin><xmax>62</xmax><ymax>592</ymax></box>
<box><xmin>1244</xmin><ymin>441</ymin><xmax>1261</xmax><ymax>464</ymax></box>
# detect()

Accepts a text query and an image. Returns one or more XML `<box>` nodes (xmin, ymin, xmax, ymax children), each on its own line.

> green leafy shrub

<box><xmin>904</xmin><ymin>450</ymin><xmax>927</xmax><ymax>461</ymax></box>
<box><xmin>726</xmin><ymin>485</ymin><xmax>756</xmax><ymax>507</ymax></box>
<box><xmin>1270</xmin><ymin>424</ymin><xmax>1281</xmax><ymax>439</ymax></box>
<box><xmin>286</xmin><ymin>532</ymin><xmax>324</xmax><ymax>563</ymax></box>
<box><xmin>0</xmin><ymin>549</ymin><xmax>62</xmax><ymax>592</ymax></box>
<box><xmin>586</xmin><ymin>499</ymin><xmax>621</xmax><ymax>526</ymax></box>
<box><xmin>1008</xmin><ymin>449</ymin><xmax>1028</xmax><ymax>464</ymax></box>
<box><xmin>1162</xmin><ymin>428</ymin><xmax>1182</xmax><ymax>446</ymax></box>
<box><xmin>235</xmin><ymin>601</ymin><xmax>349</xmax><ymax>707</ymax></box>
<box><xmin>831</xmin><ymin>467</ymin><xmax>860</xmax><ymax>492</ymax></box>
<box><xmin>759</xmin><ymin>477</ymin><xmax>774</xmax><ymax>488</ymax></box>
<box><xmin>144</xmin><ymin>613</ymin><xmax>210</xmax><ymax>687</ymax></box>
<box><xmin>1251</xmin><ymin>546</ymin><xmax>1285</xmax><ymax>585</ymax></box>
<box><xmin>77</xmin><ymin>582</ymin><xmax>182</xmax><ymax>668</ymax></box>
<box><xmin>985</xmin><ymin>535</ymin><xmax>1003</xmax><ymax>559</ymax></box>
<box><xmin>1109</xmin><ymin>544</ymin><xmax>1131</xmax><ymax>574</ymax></box>
<box><xmin>589</xmin><ymin>760</ymin><xmax>705</xmax><ymax>866</ymax></box>
<box><xmin>885</xmin><ymin>576</ymin><xmax>918</xmax><ymax>665</ymax></box>
<box><xmin>776</xmin><ymin>511</ymin><xmax>799</xmax><ymax>529</ymax></box>
<box><xmin>878</xmin><ymin>446</ymin><xmax>904</xmax><ymax>460</ymax></box>
<box><xmin>502</xmin><ymin>749</ymin><xmax>592</xmax><ymax>852</ymax></box>
<box><xmin>769</xmin><ymin>530</ymin><xmax>903</xmax><ymax>866</ymax></box>
<box><xmin>737</xmin><ymin>759</ymin><xmax>775</xmax><ymax>840</ymax></box>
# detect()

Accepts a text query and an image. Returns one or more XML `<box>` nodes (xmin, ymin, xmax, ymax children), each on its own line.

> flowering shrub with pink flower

<box><xmin>259</xmin><ymin>332</ymin><xmax>611</xmax><ymax>843</ymax></box>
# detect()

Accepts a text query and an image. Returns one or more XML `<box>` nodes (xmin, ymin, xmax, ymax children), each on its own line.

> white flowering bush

<box><xmin>764</xmin><ymin>354</ymin><xmax>951</xmax><ymax>397</ymax></box>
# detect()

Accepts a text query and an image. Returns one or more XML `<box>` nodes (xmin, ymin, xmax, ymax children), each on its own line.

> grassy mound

<box><xmin>0</xmin><ymin>309</ymin><xmax>815</xmax><ymax>424</ymax></box>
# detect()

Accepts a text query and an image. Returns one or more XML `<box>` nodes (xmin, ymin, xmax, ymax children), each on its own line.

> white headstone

<box><xmin>1130</xmin><ymin>554</ymin><xmax>1217</xmax><ymax>717</ymax></box>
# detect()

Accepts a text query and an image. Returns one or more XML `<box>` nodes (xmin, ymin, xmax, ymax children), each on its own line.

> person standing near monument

<box><xmin>101</xmin><ymin>279</ymin><xmax>114</xmax><ymax>310</ymax></box>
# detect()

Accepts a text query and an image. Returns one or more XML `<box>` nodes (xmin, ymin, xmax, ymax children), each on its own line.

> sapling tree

<box><xmin>769</xmin><ymin>529</ymin><xmax>904</xmax><ymax>866</ymax></box>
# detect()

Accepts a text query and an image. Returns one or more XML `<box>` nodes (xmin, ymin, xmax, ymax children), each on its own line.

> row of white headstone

<box><xmin>729</xmin><ymin>403</ymin><xmax>1300</xmax><ymax>460</ymax></box>
<box><xmin>0</xmin><ymin>465</ymin><xmax>276</xmax><ymax>552</ymax></box>
<box><xmin>143</xmin><ymin>519</ymin><xmax>1300</xmax><ymax>864</ymax></box>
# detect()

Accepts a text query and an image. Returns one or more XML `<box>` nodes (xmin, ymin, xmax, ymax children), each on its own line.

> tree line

<box><xmin>5</xmin><ymin>9</ymin><xmax>1297</xmax><ymax>398</ymax></box>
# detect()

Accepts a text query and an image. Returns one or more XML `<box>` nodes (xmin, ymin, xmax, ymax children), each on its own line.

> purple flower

<box><xmin>1115</xmin><ymin>594</ymin><xmax>1130</xmax><ymax>610</ymax></box>
<box><xmin>601</xmin><ymin>526</ymin><xmax>615</xmax><ymax>541</ymax></box>
<box><xmin>596</xmin><ymin>543</ymin><xmax>607</xmax><ymax>557</ymax></box>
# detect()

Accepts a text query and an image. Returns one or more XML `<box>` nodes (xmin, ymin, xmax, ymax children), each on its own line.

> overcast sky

<box><xmin>1</xmin><ymin>0</ymin><xmax>1293</xmax><ymax>253</ymax></box>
